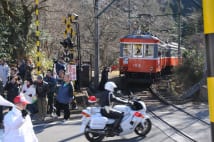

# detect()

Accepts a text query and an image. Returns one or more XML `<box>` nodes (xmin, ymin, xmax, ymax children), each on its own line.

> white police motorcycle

<box><xmin>80</xmin><ymin>94</ymin><xmax>152</xmax><ymax>142</ymax></box>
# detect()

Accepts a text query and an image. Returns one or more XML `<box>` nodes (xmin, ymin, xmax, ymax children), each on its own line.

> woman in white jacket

<box><xmin>3</xmin><ymin>95</ymin><xmax>38</xmax><ymax>142</ymax></box>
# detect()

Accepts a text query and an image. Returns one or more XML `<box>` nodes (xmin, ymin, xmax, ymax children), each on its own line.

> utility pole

<box><xmin>177</xmin><ymin>0</ymin><xmax>181</xmax><ymax>59</ymax></box>
<box><xmin>128</xmin><ymin>0</ymin><xmax>131</xmax><ymax>34</ymax></box>
<box><xmin>35</xmin><ymin>0</ymin><xmax>41</xmax><ymax>75</ymax></box>
<box><xmin>203</xmin><ymin>0</ymin><xmax>214</xmax><ymax>142</ymax></box>
<box><xmin>94</xmin><ymin>0</ymin><xmax>99</xmax><ymax>89</ymax></box>
<box><xmin>94</xmin><ymin>0</ymin><xmax>117</xmax><ymax>89</ymax></box>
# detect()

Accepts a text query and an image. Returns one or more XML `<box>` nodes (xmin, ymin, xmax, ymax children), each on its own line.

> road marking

<box><xmin>33</xmin><ymin>119</ymin><xmax>81</xmax><ymax>127</ymax></box>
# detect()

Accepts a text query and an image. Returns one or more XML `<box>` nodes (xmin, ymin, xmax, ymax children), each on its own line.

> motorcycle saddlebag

<box><xmin>89</xmin><ymin>116</ymin><xmax>108</xmax><ymax>129</ymax></box>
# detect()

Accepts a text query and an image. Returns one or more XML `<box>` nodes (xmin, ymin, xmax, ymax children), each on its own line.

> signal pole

<box><xmin>203</xmin><ymin>0</ymin><xmax>214</xmax><ymax>142</ymax></box>
<box><xmin>35</xmin><ymin>0</ymin><xmax>41</xmax><ymax>75</ymax></box>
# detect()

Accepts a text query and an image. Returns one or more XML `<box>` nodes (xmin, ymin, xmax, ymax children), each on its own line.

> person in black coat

<box><xmin>4</xmin><ymin>76</ymin><xmax>20</xmax><ymax>110</ymax></box>
<box><xmin>99</xmin><ymin>67</ymin><xmax>109</xmax><ymax>90</ymax></box>
<box><xmin>44</xmin><ymin>69</ymin><xmax>56</xmax><ymax>115</ymax></box>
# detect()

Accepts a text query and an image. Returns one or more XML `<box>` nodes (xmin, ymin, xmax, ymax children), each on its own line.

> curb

<box><xmin>32</xmin><ymin>90</ymin><xmax>88</xmax><ymax>125</ymax></box>
<box><xmin>32</xmin><ymin>108</ymin><xmax>83</xmax><ymax>125</ymax></box>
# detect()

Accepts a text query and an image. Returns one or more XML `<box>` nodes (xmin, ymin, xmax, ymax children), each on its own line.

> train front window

<box><xmin>143</xmin><ymin>44</ymin><xmax>154</xmax><ymax>58</ymax></box>
<box><xmin>123</xmin><ymin>44</ymin><xmax>132</xmax><ymax>57</ymax></box>
<box><xmin>133</xmin><ymin>44</ymin><xmax>142</xmax><ymax>57</ymax></box>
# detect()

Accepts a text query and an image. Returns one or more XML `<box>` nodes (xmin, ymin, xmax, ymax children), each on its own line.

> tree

<box><xmin>0</xmin><ymin>0</ymin><xmax>47</xmax><ymax>60</ymax></box>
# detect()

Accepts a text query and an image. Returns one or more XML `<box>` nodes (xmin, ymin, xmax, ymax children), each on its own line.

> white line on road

<box><xmin>33</xmin><ymin>119</ymin><xmax>81</xmax><ymax>127</ymax></box>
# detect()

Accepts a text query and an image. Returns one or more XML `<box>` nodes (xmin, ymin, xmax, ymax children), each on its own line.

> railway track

<box><xmin>122</xmin><ymin>83</ymin><xmax>210</xmax><ymax>142</ymax></box>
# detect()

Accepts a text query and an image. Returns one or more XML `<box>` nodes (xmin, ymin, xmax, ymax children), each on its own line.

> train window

<box><xmin>171</xmin><ymin>49</ymin><xmax>178</xmax><ymax>57</ymax></box>
<box><xmin>143</xmin><ymin>44</ymin><xmax>154</xmax><ymax>58</ymax></box>
<box><xmin>123</xmin><ymin>44</ymin><xmax>132</xmax><ymax>57</ymax></box>
<box><xmin>133</xmin><ymin>44</ymin><xmax>142</xmax><ymax>57</ymax></box>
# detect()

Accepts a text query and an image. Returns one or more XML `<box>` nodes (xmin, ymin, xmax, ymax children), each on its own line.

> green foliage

<box><xmin>28</xmin><ymin>46</ymin><xmax>53</xmax><ymax>73</ymax></box>
<box><xmin>174</xmin><ymin>47</ymin><xmax>205</xmax><ymax>88</ymax></box>
<box><xmin>0</xmin><ymin>0</ymin><xmax>52</xmax><ymax>71</ymax></box>
<box><xmin>0</xmin><ymin>0</ymin><xmax>35</xmax><ymax>59</ymax></box>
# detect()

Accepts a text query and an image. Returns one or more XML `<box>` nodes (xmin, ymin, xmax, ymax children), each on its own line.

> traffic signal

<box><xmin>60</xmin><ymin>37</ymin><xmax>73</xmax><ymax>48</ymax></box>
<box><xmin>63</xmin><ymin>49</ymin><xmax>73</xmax><ymax>62</ymax></box>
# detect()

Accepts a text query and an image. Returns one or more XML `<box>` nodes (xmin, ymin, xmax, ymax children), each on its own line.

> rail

<box><xmin>148</xmin><ymin>109</ymin><xmax>197</xmax><ymax>142</ymax></box>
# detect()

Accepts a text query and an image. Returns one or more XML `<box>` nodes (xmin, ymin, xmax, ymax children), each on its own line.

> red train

<box><xmin>119</xmin><ymin>34</ymin><xmax>185</xmax><ymax>83</ymax></box>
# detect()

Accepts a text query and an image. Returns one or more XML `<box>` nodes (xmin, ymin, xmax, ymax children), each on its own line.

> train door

<box><xmin>161</xmin><ymin>44</ymin><xmax>167</xmax><ymax>69</ymax></box>
<box><xmin>153</xmin><ymin>44</ymin><xmax>161</xmax><ymax>72</ymax></box>
<box><xmin>157</xmin><ymin>44</ymin><xmax>166</xmax><ymax>72</ymax></box>
<box><xmin>119</xmin><ymin>43</ymin><xmax>132</xmax><ymax>74</ymax></box>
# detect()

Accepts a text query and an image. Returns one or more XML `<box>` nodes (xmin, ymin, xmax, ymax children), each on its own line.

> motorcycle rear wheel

<box><xmin>84</xmin><ymin>127</ymin><xmax>105</xmax><ymax>142</ymax></box>
<box><xmin>134</xmin><ymin>118</ymin><xmax>152</xmax><ymax>136</ymax></box>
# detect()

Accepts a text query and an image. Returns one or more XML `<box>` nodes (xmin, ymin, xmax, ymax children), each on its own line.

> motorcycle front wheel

<box><xmin>84</xmin><ymin>127</ymin><xmax>105</xmax><ymax>142</ymax></box>
<box><xmin>134</xmin><ymin>118</ymin><xmax>152</xmax><ymax>136</ymax></box>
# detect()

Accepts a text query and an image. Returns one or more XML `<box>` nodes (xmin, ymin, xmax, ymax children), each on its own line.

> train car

<box><xmin>119</xmin><ymin>34</ymin><xmax>167</xmax><ymax>83</ymax></box>
<box><xmin>165</xmin><ymin>42</ymin><xmax>185</xmax><ymax>72</ymax></box>
<box><xmin>119</xmin><ymin>34</ymin><xmax>184</xmax><ymax>83</ymax></box>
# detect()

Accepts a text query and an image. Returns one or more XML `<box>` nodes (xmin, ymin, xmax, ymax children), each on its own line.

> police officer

<box><xmin>99</xmin><ymin>81</ymin><xmax>128</xmax><ymax>133</ymax></box>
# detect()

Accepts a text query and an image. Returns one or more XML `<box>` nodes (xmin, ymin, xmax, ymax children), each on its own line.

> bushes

<box><xmin>174</xmin><ymin>48</ymin><xmax>205</xmax><ymax>89</ymax></box>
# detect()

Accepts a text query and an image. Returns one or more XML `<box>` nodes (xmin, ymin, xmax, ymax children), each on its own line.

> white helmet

<box><xmin>104</xmin><ymin>81</ymin><xmax>117</xmax><ymax>92</ymax></box>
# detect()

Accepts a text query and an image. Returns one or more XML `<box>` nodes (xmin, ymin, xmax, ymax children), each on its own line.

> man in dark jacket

<box><xmin>44</xmin><ymin>69</ymin><xmax>56</xmax><ymax>116</ymax></box>
<box><xmin>4</xmin><ymin>76</ymin><xmax>20</xmax><ymax>105</ymax></box>
<box><xmin>56</xmin><ymin>73</ymin><xmax>73</xmax><ymax>122</ymax></box>
<box><xmin>35</xmin><ymin>75</ymin><xmax>49</xmax><ymax>121</ymax></box>
<box><xmin>99</xmin><ymin>67</ymin><xmax>109</xmax><ymax>90</ymax></box>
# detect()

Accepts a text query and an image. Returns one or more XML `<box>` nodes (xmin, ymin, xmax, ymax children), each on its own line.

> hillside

<box><xmin>40</xmin><ymin>0</ymin><xmax>203</xmax><ymax>66</ymax></box>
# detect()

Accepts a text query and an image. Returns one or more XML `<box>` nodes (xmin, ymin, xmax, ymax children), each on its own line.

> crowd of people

<box><xmin>0</xmin><ymin>57</ymin><xmax>76</xmax><ymax>126</ymax></box>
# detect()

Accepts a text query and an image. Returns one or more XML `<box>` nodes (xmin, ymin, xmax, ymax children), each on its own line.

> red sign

<box><xmin>66</xmin><ymin>64</ymin><xmax>76</xmax><ymax>81</ymax></box>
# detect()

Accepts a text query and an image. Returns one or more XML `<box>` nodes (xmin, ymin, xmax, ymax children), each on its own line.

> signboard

<box><xmin>66</xmin><ymin>64</ymin><xmax>76</xmax><ymax>81</ymax></box>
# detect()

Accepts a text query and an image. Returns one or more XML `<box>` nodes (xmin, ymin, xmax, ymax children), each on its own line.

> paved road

<box><xmin>0</xmin><ymin>102</ymin><xmax>210</xmax><ymax>142</ymax></box>
<box><xmin>0</xmin><ymin>117</ymin><xmax>175</xmax><ymax>142</ymax></box>
<box><xmin>34</xmin><ymin>117</ymin><xmax>176</xmax><ymax>142</ymax></box>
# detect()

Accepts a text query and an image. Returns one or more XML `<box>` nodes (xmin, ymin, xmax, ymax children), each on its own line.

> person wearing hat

<box><xmin>3</xmin><ymin>94</ymin><xmax>38</xmax><ymax>142</ymax></box>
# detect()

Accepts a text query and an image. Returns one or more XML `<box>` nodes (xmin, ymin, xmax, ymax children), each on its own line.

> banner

<box><xmin>66</xmin><ymin>64</ymin><xmax>76</xmax><ymax>81</ymax></box>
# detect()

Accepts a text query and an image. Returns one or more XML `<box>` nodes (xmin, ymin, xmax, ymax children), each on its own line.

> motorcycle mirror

<box><xmin>117</xmin><ymin>90</ymin><xmax>121</xmax><ymax>94</ymax></box>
